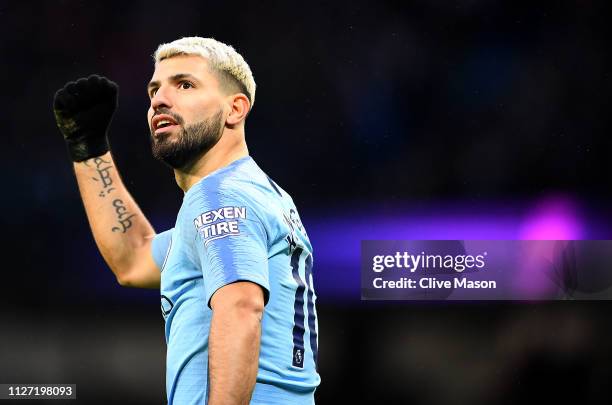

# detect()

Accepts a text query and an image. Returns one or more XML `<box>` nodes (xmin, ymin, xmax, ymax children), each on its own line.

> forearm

<box><xmin>208</xmin><ymin>299</ymin><xmax>262</xmax><ymax>405</ymax></box>
<box><xmin>73</xmin><ymin>151</ymin><xmax>155</xmax><ymax>283</ymax></box>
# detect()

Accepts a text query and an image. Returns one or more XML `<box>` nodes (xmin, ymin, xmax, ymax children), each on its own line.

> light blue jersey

<box><xmin>151</xmin><ymin>156</ymin><xmax>320</xmax><ymax>405</ymax></box>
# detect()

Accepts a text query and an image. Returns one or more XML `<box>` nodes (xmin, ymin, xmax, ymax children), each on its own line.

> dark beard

<box><xmin>151</xmin><ymin>109</ymin><xmax>224</xmax><ymax>170</ymax></box>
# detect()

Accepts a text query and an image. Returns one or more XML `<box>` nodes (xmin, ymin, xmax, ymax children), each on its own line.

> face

<box><xmin>147</xmin><ymin>55</ymin><xmax>227</xmax><ymax>170</ymax></box>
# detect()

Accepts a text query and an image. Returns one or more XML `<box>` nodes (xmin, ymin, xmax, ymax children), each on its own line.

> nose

<box><xmin>150</xmin><ymin>85</ymin><xmax>173</xmax><ymax>111</ymax></box>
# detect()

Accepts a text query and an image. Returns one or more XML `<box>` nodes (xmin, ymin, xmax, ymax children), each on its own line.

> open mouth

<box><xmin>153</xmin><ymin>114</ymin><xmax>179</xmax><ymax>135</ymax></box>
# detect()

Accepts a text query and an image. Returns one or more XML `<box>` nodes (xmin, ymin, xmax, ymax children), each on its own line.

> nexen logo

<box><xmin>193</xmin><ymin>206</ymin><xmax>247</xmax><ymax>245</ymax></box>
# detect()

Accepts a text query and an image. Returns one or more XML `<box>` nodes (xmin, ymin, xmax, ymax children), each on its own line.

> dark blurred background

<box><xmin>1</xmin><ymin>0</ymin><xmax>612</xmax><ymax>404</ymax></box>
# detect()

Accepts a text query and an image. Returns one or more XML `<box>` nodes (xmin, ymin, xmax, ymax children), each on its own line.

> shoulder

<box><xmin>181</xmin><ymin>158</ymin><xmax>275</xmax><ymax>231</ymax></box>
<box><xmin>187</xmin><ymin>158</ymin><xmax>279</xmax><ymax>212</ymax></box>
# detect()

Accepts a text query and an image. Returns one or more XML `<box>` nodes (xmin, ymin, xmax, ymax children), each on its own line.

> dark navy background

<box><xmin>1</xmin><ymin>1</ymin><xmax>611</xmax><ymax>403</ymax></box>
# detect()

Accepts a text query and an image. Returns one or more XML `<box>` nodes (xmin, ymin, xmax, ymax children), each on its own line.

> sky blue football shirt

<box><xmin>151</xmin><ymin>156</ymin><xmax>320</xmax><ymax>404</ymax></box>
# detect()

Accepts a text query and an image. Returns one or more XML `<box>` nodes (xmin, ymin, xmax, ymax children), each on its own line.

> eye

<box><xmin>149</xmin><ymin>88</ymin><xmax>158</xmax><ymax>98</ymax></box>
<box><xmin>180</xmin><ymin>81</ymin><xmax>194</xmax><ymax>90</ymax></box>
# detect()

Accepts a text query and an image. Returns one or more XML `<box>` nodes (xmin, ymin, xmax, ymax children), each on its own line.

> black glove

<box><xmin>53</xmin><ymin>74</ymin><xmax>118</xmax><ymax>162</ymax></box>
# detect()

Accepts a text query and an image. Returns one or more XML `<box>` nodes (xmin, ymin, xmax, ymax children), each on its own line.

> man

<box><xmin>53</xmin><ymin>37</ymin><xmax>320</xmax><ymax>404</ymax></box>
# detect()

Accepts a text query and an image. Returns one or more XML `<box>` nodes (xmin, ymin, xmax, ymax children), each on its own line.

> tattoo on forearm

<box><xmin>86</xmin><ymin>157</ymin><xmax>116</xmax><ymax>197</ymax></box>
<box><xmin>82</xmin><ymin>158</ymin><xmax>135</xmax><ymax>232</ymax></box>
<box><xmin>111</xmin><ymin>198</ymin><xmax>136</xmax><ymax>233</ymax></box>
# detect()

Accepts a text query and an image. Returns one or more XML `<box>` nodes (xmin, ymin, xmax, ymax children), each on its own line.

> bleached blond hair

<box><xmin>154</xmin><ymin>37</ymin><xmax>256</xmax><ymax>108</ymax></box>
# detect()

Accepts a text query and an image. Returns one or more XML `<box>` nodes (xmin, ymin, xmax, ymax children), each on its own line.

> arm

<box><xmin>54</xmin><ymin>75</ymin><xmax>160</xmax><ymax>288</ymax></box>
<box><xmin>73</xmin><ymin>152</ymin><xmax>160</xmax><ymax>288</ymax></box>
<box><xmin>208</xmin><ymin>281</ymin><xmax>265</xmax><ymax>405</ymax></box>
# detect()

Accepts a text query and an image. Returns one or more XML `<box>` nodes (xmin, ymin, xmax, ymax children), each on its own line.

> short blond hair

<box><xmin>154</xmin><ymin>37</ymin><xmax>256</xmax><ymax>108</ymax></box>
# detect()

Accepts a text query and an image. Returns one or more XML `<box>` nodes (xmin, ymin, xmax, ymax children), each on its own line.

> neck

<box><xmin>174</xmin><ymin>129</ymin><xmax>249</xmax><ymax>192</ymax></box>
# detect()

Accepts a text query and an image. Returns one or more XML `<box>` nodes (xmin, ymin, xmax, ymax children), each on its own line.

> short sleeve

<box><xmin>192</xmin><ymin>190</ymin><xmax>270</xmax><ymax>308</ymax></box>
<box><xmin>151</xmin><ymin>228</ymin><xmax>174</xmax><ymax>271</ymax></box>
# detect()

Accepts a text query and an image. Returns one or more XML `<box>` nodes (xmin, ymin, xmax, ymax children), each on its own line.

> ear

<box><xmin>226</xmin><ymin>93</ymin><xmax>250</xmax><ymax>126</ymax></box>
